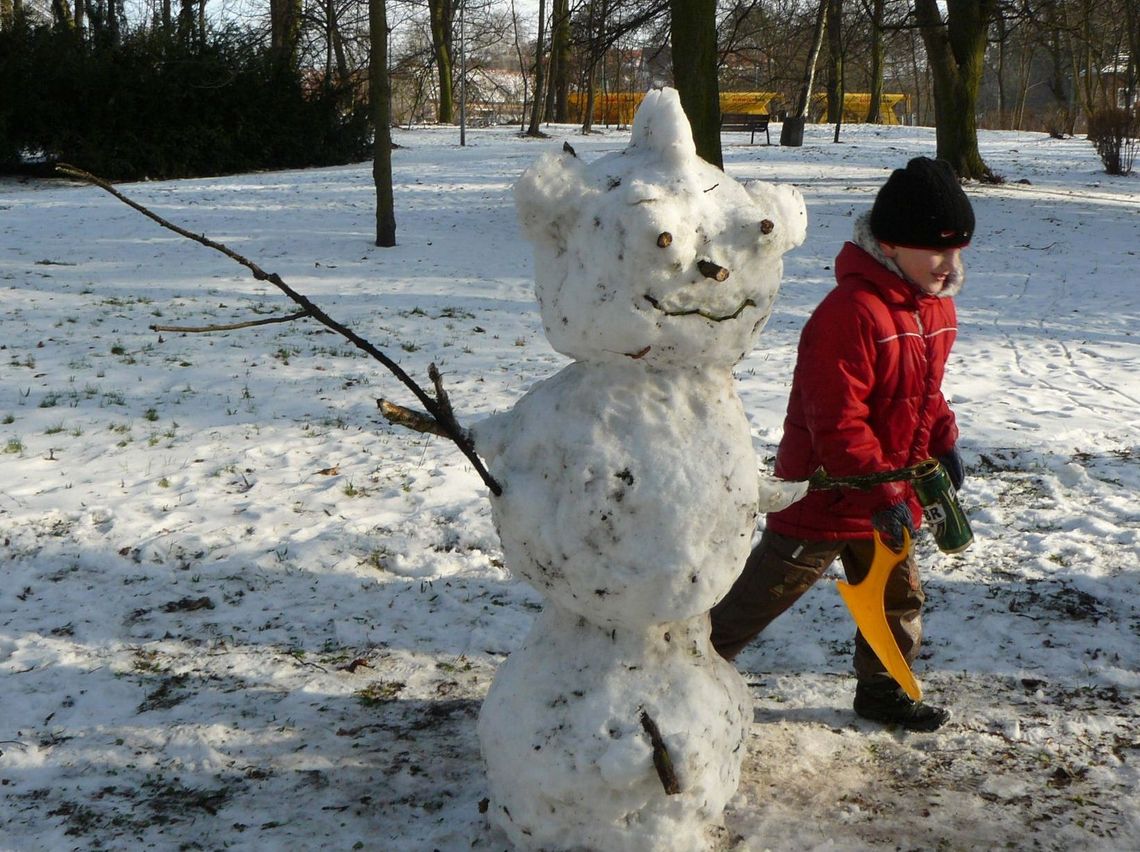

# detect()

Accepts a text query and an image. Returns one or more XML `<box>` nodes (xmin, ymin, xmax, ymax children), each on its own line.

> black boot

<box><xmin>854</xmin><ymin>679</ymin><xmax>951</xmax><ymax>732</ymax></box>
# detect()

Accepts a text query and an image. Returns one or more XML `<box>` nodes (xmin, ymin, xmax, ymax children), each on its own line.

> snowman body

<box><xmin>474</xmin><ymin>88</ymin><xmax>808</xmax><ymax>850</ymax></box>
<box><xmin>477</xmin><ymin>361</ymin><xmax>758</xmax><ymax>627</ymax></box>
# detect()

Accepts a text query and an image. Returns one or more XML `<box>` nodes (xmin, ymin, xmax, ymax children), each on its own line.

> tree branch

<box><xmin>807</xmin><ymin>461</ymin><xmax>930</xmax><ymax>491</ymax></box>
<box><xmin>151</xmin><ymin>310</ymin><xmax>312</xmax><ymax>333</ymax></box>
<box><xmin>57</xmin><ymin>164</ymin><xmax>502</xmax><ymax>496</ymax></box>
<box><xmin>378</xmin><ymin>399</ymin><xmax>451</xmax><ymax>438</ymax></box>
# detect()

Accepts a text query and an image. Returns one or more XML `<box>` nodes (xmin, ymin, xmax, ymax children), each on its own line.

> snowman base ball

<box><xmin>478</xmin><ymin>606</ymin><xmax>750</xmax><ymax>852</ymax></box>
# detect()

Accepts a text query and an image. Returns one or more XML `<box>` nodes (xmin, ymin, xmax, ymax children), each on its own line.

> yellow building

<box><xmin>567</xmin><ymin>91</ymin><xmax>780</xmax><ymax>125</ymax></box>
<box><xmin>566</xmin><ymin>91</ymin><xmax>908</xmax><ymax>126</ymax></box>
<box><xmin>812</xmin><ymin>93</ymin><xmax>909</xmax><ymax>125</ymax></box>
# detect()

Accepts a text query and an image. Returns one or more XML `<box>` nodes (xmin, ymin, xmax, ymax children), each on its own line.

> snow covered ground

<box><xmin>1</xmin><ymin>120</ymin><xmax>1137</xmax><ymax>851</ymax></box>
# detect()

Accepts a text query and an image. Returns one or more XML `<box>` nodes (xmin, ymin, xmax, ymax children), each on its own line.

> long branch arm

<box><xmin>57</xmin><ymin>164</ymin><xmax>501</xmax><ymax>496</ymax></box>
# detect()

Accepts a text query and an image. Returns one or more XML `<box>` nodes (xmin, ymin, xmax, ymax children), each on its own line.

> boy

<box><xmin>710</xmin><ymin>157</ymin><xmax>972</xmax><ymax>732</ymax></box>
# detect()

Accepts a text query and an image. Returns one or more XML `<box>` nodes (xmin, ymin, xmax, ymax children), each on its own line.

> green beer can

<box><xmin>912</xmin><ymin>459</ymin><xmax>974</xmax><ymax>554</ymax></box>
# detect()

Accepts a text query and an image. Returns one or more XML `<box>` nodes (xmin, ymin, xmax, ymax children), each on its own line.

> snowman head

<box><xmin>515</xmin><ymin>87</ymin><xmax>807</xmax><ymax>367</ymax></box>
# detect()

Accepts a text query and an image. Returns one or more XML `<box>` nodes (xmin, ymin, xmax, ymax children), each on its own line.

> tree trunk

<box><xmin>527</xmin><ymin>0</ymin><xmax>548</xmax><ymax>136</ymax></box>
<box><xmin>865</xmin><ymin>0</ymin><xmax>885</xmax><ymax>123</ymax></box>
<box><xmin>825</xmin><ymin>0</ymin><xmax>843</xmax><ymax>124</ymax></box>
<box><xmin>370</xmin><ymin>0</ymin><xmax>396</xmax><ymax>247</ymax></box>
<box><xmin>1126</xmin><ymin>0</ymin><xmax>1140</xmax><ymax>109</ymax></box>
<box><xmin>994</xmin><ymin>10</ymin><xmax>1008</xmax><ymax>128</ymax></box>
<box><xmin>794</xmin><ymin>0</ymin><xmax>827</xmax><ymax>119</ymax></box>
<box><xmin>551</xmin><ymin>0</ymin><xmax>572</xmax><ymax>122</ymax></box>
<box><xmin>325</xmin><ymin>0</ymin><xmax>335</xmax><ymax>83</ymax></box>
<box><xmin>332</xmin><ymin>14</ymin><xmax>350</xmax><ymax>83</ymax></box>
<box><xmin>51</xmin><ymin>0</ymin><xmax>74</xmax><ymax>29</ymax></box>
<box><xmin>429</xmin><ymin>0</ymin><xmax>455</xmax><ymax>124</ymax></box>
<box><xmin>670</xmin><ymin>0</ymin><xmax>722</xmax><ymax>169</ymax></box>
<box><xmin>914</xmin><ymin>0</ymin><xmax>999</xmax><ymax>181</ymax></box>
<box><xmin>178</xmin><ymin>0</ymin><xmax>196</xmax><ymax>46</ymax></box>
<box><xmin>580</xmin><ymin>0</ymin><xmax>606</xmax><ymax>134</ymax></box>
<box><xmin>270</xmin><ymin>0</ymin><xmax>303</xmax><ymax>68</ymax></box>
<box><xmin>509</xmin><ymin>0</ymin><xmax>531</xmax><ymax>131</ymax></box>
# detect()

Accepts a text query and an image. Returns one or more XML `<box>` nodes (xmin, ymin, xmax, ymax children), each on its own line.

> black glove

<box><xmin>938</xmin><ymin>446</ymin><xmax>965</xmax><ymax>490</ymax></box>
<box><xmin>872</xmin><ymin>502</ymin><xmax>915</xmax><ymax>551</ymax></box>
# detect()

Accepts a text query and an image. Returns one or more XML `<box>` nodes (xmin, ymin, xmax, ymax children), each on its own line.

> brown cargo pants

<box><xmin>709</xmin><ymin>528</ymin><xmax>924</xmax><ymax>681</ymax></box>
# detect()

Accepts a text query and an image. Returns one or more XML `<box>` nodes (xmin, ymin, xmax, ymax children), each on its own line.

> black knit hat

<box><xmin>870</xmin><ymin>157</ymin><xmax>974</xmax><ymax>249</ymax></box>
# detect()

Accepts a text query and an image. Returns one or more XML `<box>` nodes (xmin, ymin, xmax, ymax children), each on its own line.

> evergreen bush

<box><xmin>0</xmin><ymin>19</ymin><xmax>371</xmax><ymax>181</ymax></box>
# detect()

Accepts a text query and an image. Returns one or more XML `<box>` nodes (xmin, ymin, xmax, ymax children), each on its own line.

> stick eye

<box><xmin>656</xmin><ymin>232</ymin><xmax>673</xmax><ymax>248</ymax></box>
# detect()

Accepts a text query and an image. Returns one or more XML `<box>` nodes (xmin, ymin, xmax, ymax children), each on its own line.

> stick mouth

<box><xmin>642</xmin><ymin>294</ymin><xmax>756</xmax><ymax>323</ymax></box>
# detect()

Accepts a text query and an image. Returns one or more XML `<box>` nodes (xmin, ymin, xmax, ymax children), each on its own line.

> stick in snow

<box><xmin>640</xmin><ymin>710</ymin><xmax>681</xmax><ymax>796</ymax></box>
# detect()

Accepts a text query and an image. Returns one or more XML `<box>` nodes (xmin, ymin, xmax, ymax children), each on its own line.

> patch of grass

<box><xmin>437</xmin><ymin>306</ymin><xmax>476</xmax><ymax>320</ymax></box>
<box><xmin>343</xmin><ymin>480</ymin><xmax>368</xmax><ymax>498</ymax></box>
<box><xmin>4</xmin><ymin>438</ymin><xmax>24</xmax><ymax>454</ymax></box>
<box><xmin>357</xmin><ymin>680</ymin><xmax>405</xmax><ymax>706</ymax></box>
<box><xmin>364</xmin><ymin>549</ymin><xmax>389</xmax><ymax>571</ymax></box>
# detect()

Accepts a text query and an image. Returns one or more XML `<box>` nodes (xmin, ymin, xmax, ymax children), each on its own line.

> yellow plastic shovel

<box><xmin>836</xmin><ymin>529</ymin><xmax>922</xmax><ymax>701</ymax></box>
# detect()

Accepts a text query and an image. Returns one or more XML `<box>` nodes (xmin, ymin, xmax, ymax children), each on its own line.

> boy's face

<box><xmin>880</xmin><ymin>243</ymin><xmax>965</xmax><ymax>296</ymax></box>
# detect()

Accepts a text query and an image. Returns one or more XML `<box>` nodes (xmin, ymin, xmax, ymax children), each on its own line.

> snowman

<box><xmin>473</xmin><ymin>88</ymin><xmax>808</xmax><ymax>851</ymax></box>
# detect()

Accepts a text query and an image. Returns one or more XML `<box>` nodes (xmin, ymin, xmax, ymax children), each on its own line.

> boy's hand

<box><xmin>871</xmin><ymin>503</ymin><xmax>915</xmax><ymax>551</ymax></box>
<box><xmin>938</xmin><ymin>446</ymin><xmax>965</xmax><ymax>490</ymax></box>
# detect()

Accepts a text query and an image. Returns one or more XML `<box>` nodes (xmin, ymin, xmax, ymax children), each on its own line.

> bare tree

<box><xmin>527</xmin><ymin>0</ymin><xmax>548</xmax><ymax>135</ymax></box>
<box><xmin>271</xmin><ymin>0</ymin><xmax>303</xmax><ymax>67</ymax></box>
<box><xmin>319</xmin><ymin>0</ymin><xmax>353</xmax><ymax>84</ymax></box>
<box><xmin>670</xmin><ymin>0</ymin><xmax>722</xmax><ymax>167</ymax></box>
<box><xmin>429</xmin><ymin>0</ymin><xmax>456</xmax><ymax>122</ymax></box>
<box><xmin>509</xmin><ymin>0</ymin><xmax>533</xmax><ymax>129</ymax></box>
<box><xmin>915</xmin><ymin>0</ymin><xmax>1001</xmax><ymax>180</ymax></box>
<box><xmin>371</xmin><ymin>0</ymin><xmax>396</xmax><ymax>246</ymax></box>
<box><xmin>782</xmin><ymin>0</ymin><xmax>826</xmax><ymax>144</ymax></box>
<box><xmin>548</xmin><ymin>0</ymin><xmax>572</xmax><ymax>121</ymax></box>
<box><xmin>864</xmin><ymin>0</ymin><xmax>886</xmax><ymax>122</ymax></box>
<box><xmin>579</xmin><ymin>0</ymin><xmax>608</xmax><ymax>132</ymax></box>
<box><xmin>51</xmin><ymin>0</ymin><xmax>74</xmax><ymax>29</ymax></box>
<box><xmin>825</xmin><ymin>0</ymin><xmax>844</xmax><ymax>124</ymax></box>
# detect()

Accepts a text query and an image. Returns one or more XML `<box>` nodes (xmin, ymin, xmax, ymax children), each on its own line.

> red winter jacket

<box><xmin>766</xmin><ymin>241</ymin><xmax>959</xmax><ymax>540</ymax></box>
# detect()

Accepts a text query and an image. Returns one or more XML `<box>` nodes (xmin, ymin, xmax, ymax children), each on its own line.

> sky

<box><xmin>1</xmin><ymin>118</ymin><xmax>1138</xmax><ymax>850</ymax></box>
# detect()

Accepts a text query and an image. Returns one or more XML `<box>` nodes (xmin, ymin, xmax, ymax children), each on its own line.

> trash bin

<box><xmin>780</xmin><ymin>116</ymin><xmax>805</xmax><ymax>147</ymax></box>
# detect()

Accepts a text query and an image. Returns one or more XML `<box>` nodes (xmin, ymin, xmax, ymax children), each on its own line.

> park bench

<box><xmin>720</xmin><ymin>112</ymin><xmax>771</xmax><ymax>145</ymax></box>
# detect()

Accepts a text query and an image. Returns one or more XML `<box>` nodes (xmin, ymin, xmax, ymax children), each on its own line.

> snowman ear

<box><xmin>743</xmin><ymin>180</ymin><xmax>808</xmax><ymax>251</ymax></box>
<box><xmin>514</xmin><ymin>148</ymin><xmax>592</xmax><ymax>247</ymax></box>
